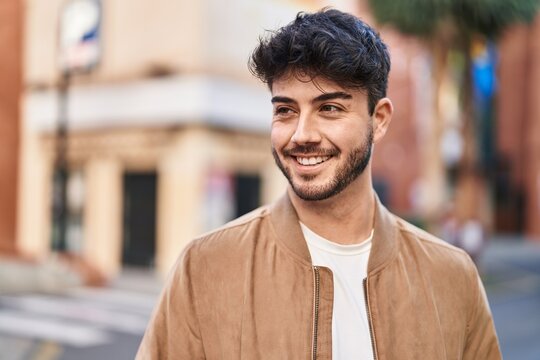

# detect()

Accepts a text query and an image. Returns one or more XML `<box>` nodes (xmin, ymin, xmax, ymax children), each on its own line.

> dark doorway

<box><xmin>123</xmin><ymin>173</ymin><xmax>157</xmax><ymax>267</ymax></box>
<box><xmin>234</xmin><ymin>174</ymin><xmax>261</xmax><ymax>218</ymax></box>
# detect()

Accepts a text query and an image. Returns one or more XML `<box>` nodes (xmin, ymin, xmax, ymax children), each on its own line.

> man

<box><xmin>137</xmin><ymin>9</ymin><xmax>501</xmax><ymax>359</ymax></box>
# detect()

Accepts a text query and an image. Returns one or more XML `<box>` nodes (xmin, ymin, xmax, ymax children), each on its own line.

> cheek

<box><xmin>270</xmin><ymin>123</ymin><xmax>293</xmax><ymax>147</ymax></box>
<box><xmin>325</xmin><ymin>125</ymin><xmax>362</xmax><ymax>149</ymax></box>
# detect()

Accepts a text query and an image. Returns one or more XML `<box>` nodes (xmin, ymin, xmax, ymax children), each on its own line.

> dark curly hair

<box><xmin>249</xmin><ymin>8</ymin><xmax>391</xmax><ymax>115</ymax></box>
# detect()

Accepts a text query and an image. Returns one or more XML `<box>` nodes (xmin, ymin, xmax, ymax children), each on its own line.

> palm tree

<box><xmin>368</xmin><ymin>0</ymin><xmax>539</xmax><ymax>231</ymax></box>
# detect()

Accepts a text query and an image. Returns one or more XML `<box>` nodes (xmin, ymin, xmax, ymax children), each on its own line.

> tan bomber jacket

<box><xmin>137</xmin><ymin>193</ymin><xmax>502</xmax><ymax>359</ymax></box>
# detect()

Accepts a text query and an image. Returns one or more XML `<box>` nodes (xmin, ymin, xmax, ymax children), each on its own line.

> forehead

<box><xmin>271</xmin><ymin>73</ymin><xmax>343</xmax><ymax>94</ymax></box>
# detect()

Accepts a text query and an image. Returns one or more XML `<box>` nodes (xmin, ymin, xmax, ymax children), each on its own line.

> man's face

<box><xmin>270</xmin><ymin>74</ymin><xmax>374</xmax><ymax>201</ymax></box>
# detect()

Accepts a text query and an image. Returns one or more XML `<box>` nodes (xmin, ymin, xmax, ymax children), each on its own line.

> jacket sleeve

<box><xmin>136</xmin><ymin>243</ymin><xmax>205</xmax><ymax>360</ymax></box>
<box><xmin>462</xmin><ymin>260</ymin><xmax>502</xmax><ymax>360</ymax></box>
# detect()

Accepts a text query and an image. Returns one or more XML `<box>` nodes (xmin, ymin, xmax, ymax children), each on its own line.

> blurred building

<box><xmin>18</xmin><ymin>0</ymin><xmax>434</xmax><ymax>278</ymax></box>
<box><xmin>496</xmin><ymin>15</ymin><xmax>540</xmax><ymax>240</ymax></box>
<box><xmin>0</xmin><ymin>1</ymin><xmax>22</xmax><ymax>255</ymax></box>
<box><xmin>19</xmin><ymin>0</ymin><xmax>309</xmax><ymax>277</ymax></box>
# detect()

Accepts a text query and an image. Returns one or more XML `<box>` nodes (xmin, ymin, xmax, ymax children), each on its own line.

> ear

<box><xmin>372</xmin><ymin>98</ymin><xmax>393</xmax><ymax>143</ymax></box>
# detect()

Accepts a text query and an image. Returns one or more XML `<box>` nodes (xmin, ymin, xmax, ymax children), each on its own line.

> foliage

<box><xmin>368</xmin><ymin>0</ymin><xmax>540</xmax><ymax>38</ymax></box>
<box><xmin>453</xmin><ymin>0</ymin><xmax>539</xmax><ymax>37</ymax></box>
<box><xmin>368</xmin><ymin>0</ymin><xmax>452</xmax><ymax>36</ymax></box>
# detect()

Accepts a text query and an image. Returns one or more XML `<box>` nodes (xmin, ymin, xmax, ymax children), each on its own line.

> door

<box><xmin>123</xmin><ymin>173</ymin><xmax>157</xmax><ymax>267</ymax></box>
<box><xmin>234</xmin><ymin>174</ymin><xmax>261</xmax><ymax>218</ymax></box>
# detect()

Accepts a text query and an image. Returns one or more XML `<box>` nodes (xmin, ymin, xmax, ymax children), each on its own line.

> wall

<box><xmin>0</xmin><ymin>0</ymin><xmax>22</xmax><ymax>254</ymax></box>
<box><xmin>497</xmin><ymin>15</ymin><xmax>540</xmax><ymax>239</ymax></box>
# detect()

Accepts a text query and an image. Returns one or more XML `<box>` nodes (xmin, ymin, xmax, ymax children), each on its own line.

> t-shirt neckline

<box><xmin>300</xmin><ymin>222</ymin><xmax>373</xmax><ymax>256</ymax></box>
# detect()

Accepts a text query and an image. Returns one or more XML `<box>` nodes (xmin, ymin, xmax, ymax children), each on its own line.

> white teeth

<box><xmin>296</xmin><ymin>156</ymin><xmax>330</xmax><ymax>166</ymax></box>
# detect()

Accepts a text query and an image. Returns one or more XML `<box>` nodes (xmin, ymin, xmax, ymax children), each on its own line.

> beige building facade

<box><xmin>20</xmin><ymin>0</ymin><xmax>304</xmax><ymax>276</ymax></box>
<box><xmin>19</xmin><ymin>0</ymin><xmax>437</xmax><ymax>278</ymax></box>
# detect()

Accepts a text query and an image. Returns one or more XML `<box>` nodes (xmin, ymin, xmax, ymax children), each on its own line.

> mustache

<box><xmin>282</xmin><ymin>145</ymin><xmax>339</xmax><ymax>157</ymax></box>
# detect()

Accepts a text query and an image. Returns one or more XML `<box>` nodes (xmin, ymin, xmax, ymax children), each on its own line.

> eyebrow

<box><xmin>271</xmin><ymin>91</ymin><xmax>353</xmax><ymax>105</ymax></box>
<box><xmin>271</xmin><ymin>96</ymin><xmax>295</xmax><ymax>104</ymax></box>
<box><xmin>313</xmin><ymin>92</ymin><xmax>352</xmax><ymax>103</ymax></box>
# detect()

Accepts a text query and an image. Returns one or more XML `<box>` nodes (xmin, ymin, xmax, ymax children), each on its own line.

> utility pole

<box><xmin>52</xmin><ymin>72</ymin><xmax>71</xmax><ymax>251</ymax></box>
<box><xmin>53</xmin><ymin>0</ymin><xmax>101</xmax><ymax>252</ymax></box>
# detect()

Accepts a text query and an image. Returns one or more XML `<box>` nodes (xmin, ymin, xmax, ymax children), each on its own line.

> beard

<box><xmin>272</xmin><ymin>127</ymin><xmax>373</xmax><ymax>201</ymax></box>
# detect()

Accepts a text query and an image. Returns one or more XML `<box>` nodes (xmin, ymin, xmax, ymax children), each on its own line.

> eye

<box><xmin>320</xmin><ymin>104</ymin><xmax>341</xmax><ymax>113</ymax></box>
<box><xmin>274</xmin><ymin>106</ymin><xmax>295</xmax><ymax>116</ymax></box>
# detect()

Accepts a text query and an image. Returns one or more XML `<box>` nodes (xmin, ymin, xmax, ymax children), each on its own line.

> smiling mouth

<box><xmin>294</xmin><ymin>156</ymin><xmax>331</xmax><ymax>166</ymax></box>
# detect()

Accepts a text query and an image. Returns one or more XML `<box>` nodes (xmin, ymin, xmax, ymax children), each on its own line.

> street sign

<box><xmin>59</xmin><ymin>0</ymin><xmax>101</xmax><ymax>73</ymax></box>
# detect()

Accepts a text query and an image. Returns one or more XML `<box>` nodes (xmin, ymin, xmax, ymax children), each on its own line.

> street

<box><xmin>481</xmin><ymin>239</ymin><xmax>540</xmax><ymax>360</ymax></box>
<box><xmin>0</xmin><ymin>239</ymin><xmax>539</xmax><ymax>360</ymax></box>
<box><xmin>0</xmin><ymin>269</ymin><xmax>161</xmax><ymax>360</ymax></box>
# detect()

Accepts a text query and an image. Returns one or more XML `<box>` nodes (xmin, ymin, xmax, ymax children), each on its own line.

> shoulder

<box><xmin>165</xmin><ymin>205</ymin><xmax>277</xmax><ymax>304</ymax></box>
<box><xmin>177</xmin><ymin>204</ymin><xmax>274</xmax><ymax>269</ymax></box>
<box><xmin>194</xmin><ymin>204</ymin><xmax>272</xmax><ymax>248</ymax></box>
<box><xmin>200</xmin><ymin>204</ymin><xmax>272</xmax><ymax>237</ymax></box>
<box><xmin>392</xmin><ymin>215</ymin><xmax>483</xmax><ymax>303</ymax></box>
<box><xmin>396</xmin><ymin>216</ymin><xmax>462</xmax><ymax>252</ymax></box>
<box><xmin>394</xmin><ymin>215</ymin><xmax>476</xmax><ymax>272</ymax></box>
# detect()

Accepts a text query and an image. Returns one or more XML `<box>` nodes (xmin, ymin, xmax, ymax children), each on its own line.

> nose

<box><xmin>290</xmin><ymin>114</ymin><xmax>321</xmax><ymax>145</ymax></box>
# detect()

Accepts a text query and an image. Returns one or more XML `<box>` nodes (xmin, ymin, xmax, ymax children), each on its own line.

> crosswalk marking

<box><xmin>0</xmin><ymin>295</ymin><xmax>149</xmax><ymax>334</ymax></box>
<box><xmin>66</xmin><ymin>287</ymin><xmax>158</xmax><ymax>313</ymax></box>
<box><xmin>0</xmin><ymin>286</ymin><xmax>157</xmax><ymax>349</ymax></box>
<box><xmin>0</xmin><ymin>311</ymin><xmax>109</xmax><ymax>347</ymax></box>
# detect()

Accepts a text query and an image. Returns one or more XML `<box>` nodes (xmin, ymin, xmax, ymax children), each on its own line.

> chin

<box><xmin>290</xmin><ymin>181</ymin><xmax>339</xmax><ymax>202</ymax></box>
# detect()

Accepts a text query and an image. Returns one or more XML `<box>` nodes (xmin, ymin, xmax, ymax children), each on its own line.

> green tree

<box><xmin>368</xmin><ymin>0</ymin><xmax>539</xmax><ymax>229</ymax></box>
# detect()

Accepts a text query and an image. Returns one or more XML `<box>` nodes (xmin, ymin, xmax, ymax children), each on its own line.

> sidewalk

<box><xmin>0</xmin><ymin>267</ymin><xmax>161</xmax><ymax>360</ymax></box>
<box><xmin>480</xmin><ymin>235</ymin><xmax>540</xmax><ymax>288</ymax></box>
<box><xmin>479</xmin><ymin>236</ymin><xmax>540</xmax><ymax>360</ymax></box>
<box><xmin>0</xmin><ymin>256</ymin><xmax>82</xmax><ymax>295</ymax></box>
<box><xmin>0</xmin><ymin>253</ymin><xmax>111</xmax><ymax>295</ymax></box>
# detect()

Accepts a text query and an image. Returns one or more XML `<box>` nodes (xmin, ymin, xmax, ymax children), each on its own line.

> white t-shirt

<box><xmin>300</xmin><ymin>222</ymin><xmax>374</xmax><ymax>360</ymax></box>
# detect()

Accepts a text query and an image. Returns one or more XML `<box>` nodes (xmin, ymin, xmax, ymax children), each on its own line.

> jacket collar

<box><xmin>269</xmin><ymin>192</ymin><xmax>399</xmax><ymax>274</ymax></box>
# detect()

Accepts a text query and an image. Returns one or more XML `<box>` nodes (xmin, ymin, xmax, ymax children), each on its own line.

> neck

<box><xmin>289</xmin><ymin>174</ymin><xmax>375</xmax><ymax>245</ymax></box>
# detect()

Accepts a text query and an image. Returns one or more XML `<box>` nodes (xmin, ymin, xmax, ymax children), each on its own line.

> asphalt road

<box><xmin>481</xmin><ymin>239</ymin><xmax>540</xmax><ymax>360</ymax></box>
<box><xmin>0</xmin><ymin>269</ymin><xmax>161</xmax><ymax>360</ymax></box>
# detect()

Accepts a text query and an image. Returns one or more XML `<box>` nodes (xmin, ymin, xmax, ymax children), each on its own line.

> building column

<box><xmin>17</xmin><ymin>132</ymin><xmax>53</xmax><ymax>258</ymax></box>
<box><xmin>83</xmin><ymin>157</ymin><xmax>123</xmax><ymax>276</ymax></box>
<box><xmin>0</xmin><ymin>0</ymin><xmax>22</xmax><ymax>254</ymax></box>
<box><xmin>156</xmin><ymin>128</ymin><xmax>208</xmax><ymax>276</ymax></box>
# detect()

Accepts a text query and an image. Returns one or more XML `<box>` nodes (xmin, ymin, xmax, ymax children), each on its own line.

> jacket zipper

<box><xmin>363</xmin><ymin>278</ymin><xmax>377</xmax><ymax>360</ymax></box>
<box><xmin>312</xmin><ymin>266</ymin><xmax>320</xmax><ymax>360</ymax></box>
